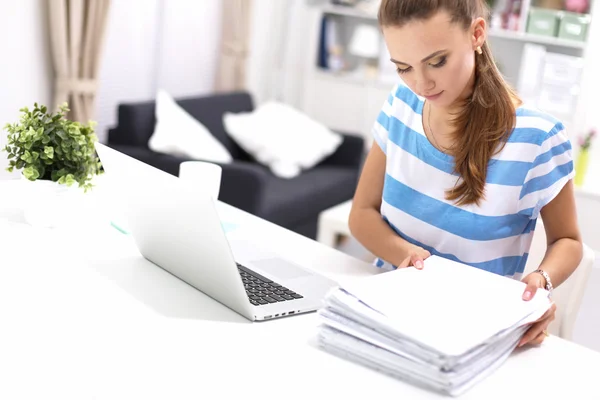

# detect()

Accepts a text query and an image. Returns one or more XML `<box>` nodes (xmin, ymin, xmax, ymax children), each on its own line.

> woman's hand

<box><xmin>398</xmin><ymin>246</ymin><xmax>431</xmax><ymax>269</ymax></box>
<box><xmin>518</xmin><ymin>272</ymin><xmax>556</xmax><ymax>347</ymax></box>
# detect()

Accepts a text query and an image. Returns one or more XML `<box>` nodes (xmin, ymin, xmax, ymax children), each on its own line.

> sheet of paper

<box><xmin>335</xmin><ymin>255</ymin><xmax>551</xmax><ymax>356</ymax></box>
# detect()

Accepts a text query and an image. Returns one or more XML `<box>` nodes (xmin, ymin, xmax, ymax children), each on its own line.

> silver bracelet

<box><xmin>533</xmin><ymin>269</ymin><xmax>554</xmax><ymax>296</ymax></box>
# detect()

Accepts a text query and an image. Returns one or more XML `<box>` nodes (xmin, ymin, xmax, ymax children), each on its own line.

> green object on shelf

<box><xmin>527</xmin><ymin>7</ymin><xmax>560</xmax><ymax>36</ymax></box>
<box><xmin>558</xmin><ymin>12</ymin><xmax>591</xmax><ymax>42</ymax></box>
<box><xmin>574</xmin><ymin>148</ymin><xmax>590</xmax><ymax>187</ymax></box>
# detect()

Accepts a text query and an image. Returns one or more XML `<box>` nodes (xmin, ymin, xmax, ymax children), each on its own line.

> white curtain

<box><xmin>246</xmin><ymin>0</ymin><xmax>310</xmax><ymax>107</ymax></box>
<box><xmin>215</xmin><ymin>0</ymin><xmax>253</xmax><ymax>92</ymax></box>
<box><xmin>48</xmin><ymin>0</ymin><xmax>111</xmax><ymax>122</ymax></box>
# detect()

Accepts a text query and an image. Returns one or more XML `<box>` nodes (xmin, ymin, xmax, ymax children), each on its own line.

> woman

<box><xmin>349</xmin><ymin>0</ymin><xmax>583</xmax><ymax>348</ymax></box>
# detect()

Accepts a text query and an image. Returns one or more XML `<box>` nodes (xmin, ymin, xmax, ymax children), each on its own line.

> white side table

<box><xmin>316</xmin><ymin>200</ymin><xmax>353</xmax><ymax>248</ymax></box>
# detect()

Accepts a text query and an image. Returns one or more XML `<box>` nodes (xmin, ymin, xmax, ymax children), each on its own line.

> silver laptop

<box><xmin>94</xmin><ymin>143</ymin><xmax>338</xmax><ymax>321</ymax></box>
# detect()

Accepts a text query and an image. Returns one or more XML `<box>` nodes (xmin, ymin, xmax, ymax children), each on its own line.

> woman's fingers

<box><xmin>398</xmin><ymin>256</ymin><xmax>411</xmax><ymax>269</ymax></box>
<box><xmin>413</xmin><ymin>256</ymin><xmax>424</xmax><ymax>269</ymax></box>
<box><xmin>529</xmin><ymin>331</ymin><xmax>549</xmax><ymax>346</ymax></box>
<box><xmin>397</xmin><ymin>254</ymin><xmax>424</xmax><ymax>269</ymax></box>
<box><xmin>518</xmin><ymin>318</ymin><xmax>552</xmax><ymax>347</ymax></box>
<box><xmin>518</xmin><ymin>323</ymin><xmax>543</xmax><ymax>347</ymax></box>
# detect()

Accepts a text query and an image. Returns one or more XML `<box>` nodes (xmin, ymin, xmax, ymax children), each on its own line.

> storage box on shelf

<box><xmin>527</xmin><ymin>7</ymin><xmax>562</xmax><ymax>36</ymax></box>
<box><xmin>526</xmin><ymin>6</ymin><xmax>591</xmax><ymax>42</ymax></box>
<box><xmin>558</xmin><ymin>11</ymin><xmax>592</xmax><ymax>41</ymax></box>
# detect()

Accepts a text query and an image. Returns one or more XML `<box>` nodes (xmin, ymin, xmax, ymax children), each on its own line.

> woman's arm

<box><xmin>349</xmin><ymin>144</ymin><xmax>430</xmax><ymax>268</ymax></box>
<box><xmin>538</xmin><ymin>180</ymin><xmax>583</xmax><ymax>286</ymax></box>
<box><xmin>527</xmin><ymin>180</ymin><xmax>583</xmax><ymax>294</ymax></box>
<box><xmin>518</xmin><ymin>180</ymin><xmax>582</xmax><ymax>347</ymax></box>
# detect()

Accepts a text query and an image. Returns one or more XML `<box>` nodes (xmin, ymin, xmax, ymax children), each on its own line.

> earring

<box><xmin>476</xmin><ymin>46</ymin><xmax>483</xmax><ymax>55</ymax></box>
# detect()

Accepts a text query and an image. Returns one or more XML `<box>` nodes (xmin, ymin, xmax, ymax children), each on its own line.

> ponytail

<box><xmin>446</xmin><ymin>42</ymin><xmax>520</xmax><ymax>206</ymax></box>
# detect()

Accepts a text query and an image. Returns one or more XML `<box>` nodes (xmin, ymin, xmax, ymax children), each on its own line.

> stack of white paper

<box><xmin>316</xmin><ymin>256</ymin><xmax>552</xmax><ymax>397</ymax></box>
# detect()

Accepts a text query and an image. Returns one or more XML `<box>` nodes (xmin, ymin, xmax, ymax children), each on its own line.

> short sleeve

<box><xmin>518</xmin><ymin>124</ymin><xmax>575</xmax><ymax>219</ymax></box>
<box><xmin>371</xmin><ymin>84</ymin><xmax>398</xmax><ymax>154</ymax></box>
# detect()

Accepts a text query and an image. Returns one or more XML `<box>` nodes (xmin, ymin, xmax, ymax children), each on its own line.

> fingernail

<box><xmin>523</xmin><ymin>291</ymin><xmax>531</xmax><ymax>300</ymax></box>
<box><xmin>415</xmin><ymin>261</ymin><xmax>423</xmax><ymax>269</ymax></box>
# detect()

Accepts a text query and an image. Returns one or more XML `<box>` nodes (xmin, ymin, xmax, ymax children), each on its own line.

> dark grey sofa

<box><xmin>106</xmin><ymin>91</ymin><xmax>364</xmax><ymax>239</ymax></box>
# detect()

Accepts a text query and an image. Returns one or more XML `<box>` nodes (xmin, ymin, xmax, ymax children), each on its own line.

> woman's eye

<box><xmin>431</xmin><ymin>57</ymin><xmax>447</xmax><ymax>68</ymax></box>
<box><xmin>396</xmin><ymin>66</ymin><xmax>412</xmax><ymax>74</ymax></box>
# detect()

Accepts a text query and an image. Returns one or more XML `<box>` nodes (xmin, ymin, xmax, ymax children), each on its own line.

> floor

<box><xmin>336</xmin><ymin>236</ymin><xmax>600</xmax><ymax>354</ymax></box>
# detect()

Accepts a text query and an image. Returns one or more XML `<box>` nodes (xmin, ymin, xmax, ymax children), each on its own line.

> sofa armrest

<box><xmin>218</xmin><ymin>161</ymin><xmax>270</xmax><ymax>215</ymax></box>
<box><xmin>320</xmin><ymin>133</ymin><xmax>365</xmax><ymax>168</ymax></box>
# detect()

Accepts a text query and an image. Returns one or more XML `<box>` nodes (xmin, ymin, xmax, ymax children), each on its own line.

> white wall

<box><xmin>95</xmin><ymin>0</ymin><xmax>222</xmax><ymax>142</ymax></box>
<box><xmin>155</xmin><ymin>0</ymin><xmax>222</xmax><ymax>98</ymax></box>
<box><xmin>0</xmin><ymin>0</ymin><xmax>53</xmax><ymax>180</ymax></box>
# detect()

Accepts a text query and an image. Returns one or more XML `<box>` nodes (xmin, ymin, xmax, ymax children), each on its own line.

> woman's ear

<box><xmin>471</xmin><ymin>17</ymin><xmax>487</xmax><ymax>50</ymax></box>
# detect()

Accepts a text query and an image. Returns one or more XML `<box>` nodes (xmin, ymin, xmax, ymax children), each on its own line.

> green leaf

<box><xmin>44</xmin><ymin>146</ymin><xmax>54</xmax><ymax>159</ymax></box>
<box><xmin>65</xmin><ymin>174</ymin><xmax>76</xmax><ymax>186</ymax></box>
<box><xmin>21</xmin><ymin>150</ymin><xmax>31</xmax><ymax>163</ymax></box>
<box><xmin>23</xmin><ymin>166</ymin><xmax>39</xmax><ymax>180</ymax></box>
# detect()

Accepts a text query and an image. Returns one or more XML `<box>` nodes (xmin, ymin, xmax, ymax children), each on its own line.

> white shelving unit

<box><xmin>488</xmin><ymin>27</ymin><xmax>587</xmax><ymax>49</ymax></box>
<box><xmin>300</xmin><ymin>2</ymin><xmax>596</xmax><ymax>140</ymax></box>
<box><xmin>301</xmin><ymin>4</ymin><xmax>391</xmax><ymax>148</ymax></box>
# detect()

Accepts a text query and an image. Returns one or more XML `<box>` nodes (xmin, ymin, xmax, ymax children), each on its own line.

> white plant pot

<box><xmin>21</xmin><ymin>176</ymin><xmax>84</xmax><ymax>229</ymax></box>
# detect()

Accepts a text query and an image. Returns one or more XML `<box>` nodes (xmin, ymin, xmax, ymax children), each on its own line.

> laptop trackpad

<box><xmin>251</xmin><ymin>258</ymin><xmax>312</xmax><ymax>280</ymax></box>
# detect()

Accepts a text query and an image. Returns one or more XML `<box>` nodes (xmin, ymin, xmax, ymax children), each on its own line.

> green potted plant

<box><xmin>2</xmin><ymin>102</ymin><xmax>103</xmax><ymax>227</ymax></box>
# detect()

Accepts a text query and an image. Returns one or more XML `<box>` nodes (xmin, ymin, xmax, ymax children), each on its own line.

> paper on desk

<box><xmin>320</xmin><ymin>287</ymin><xmax>537</xmax><ymax>371</ymax></box>
<box><xmin>334</xmin><ymin>255</ymin><xmax>552</xmax><ymax>357</ymax></box>
<box><xmin>318</xmin><ymin>324</ymin><xmax>526</xmax><ymax>397</ymax></box>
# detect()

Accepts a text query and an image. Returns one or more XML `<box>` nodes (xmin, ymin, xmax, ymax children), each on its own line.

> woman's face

<box><xmin>382</xmin><ymin>11</ymin><xmax>479</xmax><ymax>109</ymax></box>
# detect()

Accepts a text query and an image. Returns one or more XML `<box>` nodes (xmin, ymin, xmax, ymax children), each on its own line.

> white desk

<box><xmin>1</xmin><ymin>179</ymin><xmax>599</xmax><ymax>400</ymax></box>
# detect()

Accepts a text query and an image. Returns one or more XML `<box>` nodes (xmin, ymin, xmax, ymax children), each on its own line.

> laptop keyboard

<box><xmin>237</xmin><ymin>263</ymin><xmax>304</xmax><ymax>306</ymax></box>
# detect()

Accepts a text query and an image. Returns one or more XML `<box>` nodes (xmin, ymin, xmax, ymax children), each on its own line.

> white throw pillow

<box><xmin>223</xmin><ymin>102</ymin><xmax>342</xmax><ymax>178</ymax></box>
<box><xmin>148</xmin><ymin>89</ymin><xmax>233</xmax><ymax>163</ymax></box>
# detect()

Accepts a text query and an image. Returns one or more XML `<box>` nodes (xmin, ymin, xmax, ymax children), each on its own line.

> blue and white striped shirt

<box><xmin>372</xmin><ymin>84</ymin><xmax>575</xmax><ymax>278</ymax></box>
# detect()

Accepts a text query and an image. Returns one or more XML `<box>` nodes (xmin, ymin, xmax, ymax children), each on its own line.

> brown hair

<box><xmin>378</xmin><ymin>0</ymin><xmax>521</xmax><ymax>206</ymax></box>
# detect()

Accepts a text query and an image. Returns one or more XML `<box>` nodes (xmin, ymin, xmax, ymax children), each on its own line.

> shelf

<box><xmin>488</xmin><ymin>29</ymin><xmax>587</xmax><ymax>50</ymax></box>
<box><xmin>318</xmin><ymin>4</ymin><xmax>587</xmax><ymax>50</ymax></box>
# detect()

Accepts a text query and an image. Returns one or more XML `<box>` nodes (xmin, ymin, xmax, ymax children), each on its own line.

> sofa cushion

<box><xmin>223</xmin><ymin>102</ymin><xmax>343</xmax><ymax>179</ymax></box>
<box><xmin>148</xmin><ymin>90</ymin><xmax>233</xmax><ymax>163</ymax></box>
<box><xmin>108</xmin><ymin>92</ymin><xmax>255</xmax><ymax>161</ymax></box>
<box><xmin>258</xmin><ymin>165</ymin><xmax>358</xmax><ymax>227</ymax></box>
